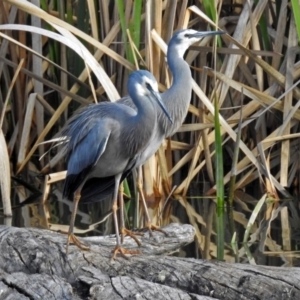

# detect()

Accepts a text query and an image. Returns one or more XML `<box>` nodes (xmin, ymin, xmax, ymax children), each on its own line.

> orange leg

<box><xmin>111</xmin><ymin>174</ymin><xmax>141</xmax><ymax>260</ymax></box>
<box><xmin>119</xmin><ymin>182</ymin><xmax>143</xmax><ymax>246</ymax></box>
<box><xmin>137</xmin><ymin>166</ymin><xmax>167</xmax><ymax>237</ymax></box>
<box><xmin>66</xmin><ymin>190</ymin><xmax>89</xmax><ymax>254</ymax></box>
<box><xmin>119</xmin><ymin>184</ymin><xmax>125</xmax><ymax>244</ymax></box>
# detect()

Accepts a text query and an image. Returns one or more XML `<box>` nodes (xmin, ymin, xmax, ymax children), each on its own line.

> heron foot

<box><xmin>111</xmin><ymin>245</ymin><xmax>141</xmax><ymax>260</ymax></box>
<box><xmin>66</xmin><ymin>233</ymin><xmax>90</xmax><ymax>254</ymax></box>
<box><xmin>121</xmin><ymin>228</ymin><xmax>143</xmax><ymax>246</ymax></box>
<box><xmin>144</xmin><ymin>223</ymin><xmax>168</xmax><ymax>237</ymax></box>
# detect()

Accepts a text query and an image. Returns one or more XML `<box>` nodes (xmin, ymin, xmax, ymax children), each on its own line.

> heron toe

<box><xmin>121</xmin><ymin>227</ymin><xmax>143</xmax><ymax>246</ymax></box>
<box><xmin>66</xmin><ymin>233</ymin><xmax>90</xmax><ymax>253</ymax></box>
<box><xmin>144</xmin><ymin>223</ymin><xmax>168</xmax><ymax>237</ymax></box>
<box><xmin>111</xmin><ymin>246</ymin><xmax>141</xmax><ymax>260</ymax></box>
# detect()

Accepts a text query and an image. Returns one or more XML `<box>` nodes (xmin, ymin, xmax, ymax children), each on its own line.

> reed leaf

<box><xmin>214</xmin><ymin>97</ymin><xmax>224</xmax><ymax>261</ymax></box>
<box><xmin>291</xmin><ymin>0</ymin><xmax>300</xmax><ymax>44</ymax></box>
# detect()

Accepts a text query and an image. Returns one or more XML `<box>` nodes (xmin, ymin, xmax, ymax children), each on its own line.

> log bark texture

<box><xmin>0</xmin><ymin>223</ymin><xmax>298</xmax><ymax>300</ymax></box>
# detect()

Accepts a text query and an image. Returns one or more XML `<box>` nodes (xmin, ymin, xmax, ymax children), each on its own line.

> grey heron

<box><xmin>60</xmin><ymin>70</ymin><xmax>172</xmax><ymax>257</ymax></box>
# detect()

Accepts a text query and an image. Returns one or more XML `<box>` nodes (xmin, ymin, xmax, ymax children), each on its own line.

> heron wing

<box><xmin>63</xmin><ymin>123</ymin><xmax>110</xmax><ymax>200</ymax></box>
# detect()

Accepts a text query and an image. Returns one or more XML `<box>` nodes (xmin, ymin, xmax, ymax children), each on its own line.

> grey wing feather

<box><xmin>63</xmin><ymin>122</ymin><xmax>110</xmax><ymax>200</ymax></box>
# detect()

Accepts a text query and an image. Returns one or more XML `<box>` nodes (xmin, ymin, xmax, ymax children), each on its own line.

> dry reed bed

<box><xmin>0</xmin><ymin>0</ymin><xmax>299</xmax><ymax>263</ymax></box>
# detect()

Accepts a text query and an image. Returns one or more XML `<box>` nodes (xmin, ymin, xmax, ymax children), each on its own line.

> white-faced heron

<box><xmin>80</xmin><ymin>29</ymin><xmax>224</xmax><ymax>235</ymax></box>
<box><xmin>59</xmin><ymin>70</ymin><xmax>172</xmax><ymax>257</ymax></box>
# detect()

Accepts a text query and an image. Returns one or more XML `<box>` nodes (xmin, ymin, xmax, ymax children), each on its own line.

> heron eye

<box><xmin>145</xmin><ymin>82</ymin><xmax>151</xmax><ymax>89</ymax></box>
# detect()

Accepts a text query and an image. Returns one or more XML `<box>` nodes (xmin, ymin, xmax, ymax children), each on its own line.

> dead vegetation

<box><xmin>0</xmin><ymin>0</ymin><xmax>300</xmax><ymax>265</ymax></box>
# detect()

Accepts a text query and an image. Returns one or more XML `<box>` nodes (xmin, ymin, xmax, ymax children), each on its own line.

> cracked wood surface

<box><xmin>0</xmin><ymin>223</ymin><xmax>298</xmax><ymax>300</ymax></box>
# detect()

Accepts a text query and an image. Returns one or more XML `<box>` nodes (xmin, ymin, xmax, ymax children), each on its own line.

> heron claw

<box><xmin>144</xmin><ymin>223</ymin><xmax>168</xmax><ymax>237</ymax></box>
<box><xmin>111</xmin><ymin>246</ymin><xmax>141</xmax><ymax>260</ymax></box>
<box><xmin>66</xmin><ymin>233</ymin><xmax>90</xmax><ymax>254</ymax></box>
<box><xmin>121</xmin><ymin>228</ymin><xmax>143</xmax><ymax>246</ymax></box>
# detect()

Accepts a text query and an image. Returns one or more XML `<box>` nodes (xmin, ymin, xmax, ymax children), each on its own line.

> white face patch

<box><xmin>135</xmin><ymin>82</ymin><xmax>147</xmax><ymax>96</ymax></box>
<box><xmin>130</xmin><ymin>71</ymin><xmax>159</xmax><ymax>99</ymax></box>
<box><xmin>145</xmin><ymin>77</ymin><xmax>158</xmax><ymax>92</ymax></box>
<box><xmin>173</xmin><ymin>29</ymin><xmax>204</xmax><ymax>56</ymax></box>
<box><xmin>142</xmin><ymin>75</ymin><xmax>159</xmax><ymax>91</ymax></box>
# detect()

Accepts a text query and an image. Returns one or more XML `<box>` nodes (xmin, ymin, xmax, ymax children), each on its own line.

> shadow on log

<box><xmin>0</xmin><ymin>223</ymin><xmax>299</xmax><ymax>299</ymax></box>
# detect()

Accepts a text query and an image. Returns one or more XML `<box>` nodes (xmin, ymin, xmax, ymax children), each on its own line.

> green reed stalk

<box><xmin>117</xmin><ymin>0</ymin><xmax>142</xmax><ymax>64</ymax></box>
<box><xmin>214</xmin><ymin>98</ymin><xmax>224</xmax><ymax>261</ymax></box>
<box><xmin>129</xmin><ymin>0</ymin><xmax>142</xmax><ymax>52</ymax></box>
<box><xmin>291</xmin><ymin>0</ymin><xmax>300</xmax><ymax>44</ymax></box>
<box><xmin>202</xmin><ymin>0</ymin><xmax>217</xmax><ymax>22</ymax></box>
<box><xmin>253</xmin><ymin>0</ymin><xmax>272</xmax><ymax>62</ymax></box>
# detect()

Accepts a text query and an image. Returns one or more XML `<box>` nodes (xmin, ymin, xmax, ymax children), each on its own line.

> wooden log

<box><xmin>0</xmin><ymin>223</ymin><xmax>298</xmax><ymax>299</ymax></box>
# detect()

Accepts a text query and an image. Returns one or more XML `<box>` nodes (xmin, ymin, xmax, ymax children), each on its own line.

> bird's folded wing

<box><xmin>63</xmin><ymin>123</ymin><xmax>110</xmax><ymax>200</ymax></box>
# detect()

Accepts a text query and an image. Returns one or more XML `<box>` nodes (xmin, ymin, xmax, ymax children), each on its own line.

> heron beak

<box><xmin>193</xmin><ymin>30</ymin><xmax>225</xmax><ymax>38</ymax></box>
<box><xmin>150</xmin><ymin>88</ymin><xmax>173</xmax><ymax>124</ymax></box>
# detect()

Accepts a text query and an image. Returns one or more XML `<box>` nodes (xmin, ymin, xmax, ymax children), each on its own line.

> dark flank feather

<box><xmin>80</xmin><ymin>170</ymin><xmax>130</xmax><ymax>203</ymax></box>
<box><xmin>63</xmin><ymin>166</ymin><xmax>93</xmax><ymax>200</ymax></box>
<box><xmin>80</xmin><ymin>157</ymin><xmax>136</xmax><ymax>203</ymax></box>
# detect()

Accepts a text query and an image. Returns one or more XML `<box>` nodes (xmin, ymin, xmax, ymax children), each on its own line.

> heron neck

<box><xmin>127</xmin><ymin>96</ymin><xmax>156</xmax><ymax>154</ymax></box>
<box><xmin>160</xmin><ymin>48</ymin><xmax>192</xmax><ymax>137</ymax></box>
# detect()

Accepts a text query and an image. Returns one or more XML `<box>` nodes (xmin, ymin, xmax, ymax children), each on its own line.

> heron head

<box><xmin>128</xmin><ymin>70</ymin><xmax>158</xmax><ymax>97</ymax></box>
<box><xmin>128</xmin><ymin>70</ymin><xmax>173</xmax><ymax>123</ymax></box>
<box><xmin>170</xmin><ymin>28</ymin><xmax>225</xmax><ymax>57</ymax></box>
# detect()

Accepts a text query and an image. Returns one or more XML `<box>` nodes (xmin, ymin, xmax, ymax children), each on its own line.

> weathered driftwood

<box><xmin>0</xmin><ymin>223</ymin><xmax>299</xmax><ymax>300</ymax></box>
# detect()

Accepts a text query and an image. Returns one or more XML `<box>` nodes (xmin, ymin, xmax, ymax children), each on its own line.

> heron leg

<box><xmin>111</xmin><ymin>174</ymin><xmax>141</xmax><ymax>260</ymax></box>
<box><xmin>118</xmin><ymin>175</ymin><xmax>143</xmax><ymax>247</ymax></box>
<box><xmin>66</xmin><ymin>189</ymin><xmax>89</xmax><ymax>254</ymax></box>
<box><xmin>119</xmin><ymin>184</ymin><xmax>124</xmax><ymax>244</ymax></box>
<box><xmin>137</xmin><ymin>166</ymin><xmax>167</xmax><ymax>237</ymax></box>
